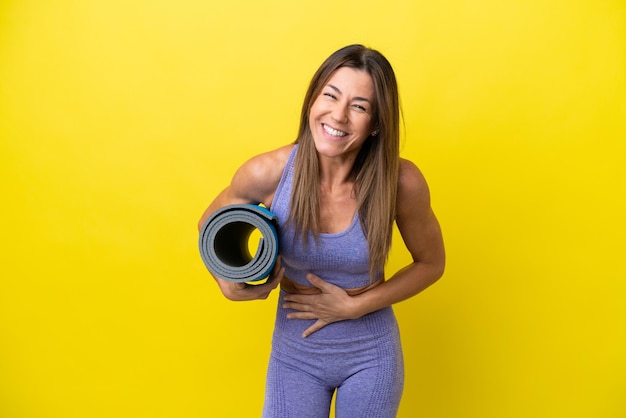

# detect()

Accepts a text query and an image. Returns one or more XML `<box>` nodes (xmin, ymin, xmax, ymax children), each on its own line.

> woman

<box><xmin>198</xmin><ymin>44</ymin><xmax>445</xmax><ymax>418</ymax></box>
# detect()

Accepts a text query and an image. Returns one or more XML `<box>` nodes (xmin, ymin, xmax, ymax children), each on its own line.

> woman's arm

<box><xmin>282</xmin><ymin>159</ymin><xmax>445</xmax><ymax>337</ymax></box>
<box><xmin>349</xmin><ymin>158</ymin><xmax>445</xmax><ymax>314</ymax></box>
<box><xmin>198</xmin><ymin>145</ymin><xmax>293</xmax><ymax>301</ymax></box>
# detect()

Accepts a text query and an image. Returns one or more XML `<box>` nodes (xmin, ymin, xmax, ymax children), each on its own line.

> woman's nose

<box><xmin>330</xmin><ymin>104</ymin><xmax>348</xmax><ymax>123</ymax></box>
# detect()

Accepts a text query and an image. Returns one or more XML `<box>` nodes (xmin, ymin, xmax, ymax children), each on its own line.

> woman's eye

<box><xmin>353</xmin><ymin>104</ymin><xmax>367</xmax><ymax>112</ymax></box>
<box><xmin>323</xmin><ymin>92</ymin><xmax>337</xmax><ymax>99</ymax></box>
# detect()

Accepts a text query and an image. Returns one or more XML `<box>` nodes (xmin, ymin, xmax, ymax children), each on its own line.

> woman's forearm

<box><xmin>350</xmin><ymin>261</ymin><xmax>444</xmax><ymax>318</ymax></box>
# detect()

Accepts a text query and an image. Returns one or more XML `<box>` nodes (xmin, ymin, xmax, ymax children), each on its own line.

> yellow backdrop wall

<box><xmin>1</xmin><ymin>1</ymin><xmax>624</xmax><ymax>417</ymax></box>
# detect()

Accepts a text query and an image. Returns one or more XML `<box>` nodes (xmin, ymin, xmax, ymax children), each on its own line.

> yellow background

<box><xmin>1</xmin><ymin>1</ymin><xmax>625</xmax><ymax>417</ymax></box>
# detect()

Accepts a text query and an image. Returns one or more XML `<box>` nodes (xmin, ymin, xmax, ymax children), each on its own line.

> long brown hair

<box><xmin>290</xmin><ymin>44</ymin><xmax>401</xmax><ymax>279</ymax></box>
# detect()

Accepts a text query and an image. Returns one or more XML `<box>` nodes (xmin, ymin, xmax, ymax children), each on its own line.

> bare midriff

<box><xmin>280</xmin><ymin>276</ymin><xmax>384</xmax><ymax>296</ymax></box>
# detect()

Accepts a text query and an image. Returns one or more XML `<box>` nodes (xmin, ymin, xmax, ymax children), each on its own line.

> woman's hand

<box><xmin>219</xmin><ymin>257</ymin><xmax>284</xmax><ymax>301</ymax></box>
<box><xmin>282</xmin><ymin>273</ymin><xmax>359</xmax><ymax>338</ymax></box>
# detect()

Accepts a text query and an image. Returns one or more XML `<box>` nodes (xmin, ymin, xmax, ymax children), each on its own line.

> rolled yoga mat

<box><xmin>198</xmin><ymin>204</ymin><xmax>279</xmax><ymax>283</ymax></box>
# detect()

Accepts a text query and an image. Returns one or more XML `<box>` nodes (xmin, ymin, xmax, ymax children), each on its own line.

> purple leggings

<box><xmin>262</xmin><ymin>291</ymin><xmax>404</xmax><ymax>418</ymax></box>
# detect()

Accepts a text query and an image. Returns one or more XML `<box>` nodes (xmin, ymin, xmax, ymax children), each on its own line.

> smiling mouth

<box><xmin>322</xmin><ymin>123</ymin><xmax>348</xmax><ymax>137</ymax></box>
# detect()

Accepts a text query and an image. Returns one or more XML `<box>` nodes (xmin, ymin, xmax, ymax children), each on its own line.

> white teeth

<box><xmin>323</xmin><ymin>124</ymin><xmax>347</xmax><ymax>137</ymax></box>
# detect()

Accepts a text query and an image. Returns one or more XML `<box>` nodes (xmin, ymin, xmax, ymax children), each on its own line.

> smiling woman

<box><xmin>2</xmin><ymin>0</ymin><xmax>625</xmax><ymax>417</ymax></box>
<box><xmin>309</xmin><ymin>67</ymin><xmax>376</xmax><ymax>159</ymax></box>
<box><xmin>197</xmin><ymin>44</ymin><xmax>445</xmax><ymax>418</ymax></box>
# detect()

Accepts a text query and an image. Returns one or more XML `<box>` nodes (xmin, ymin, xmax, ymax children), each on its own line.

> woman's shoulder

<box><xmin>398</xmin><ymin>158</ymin><xmax>427</xmax><ymax>188</ymax></box>
<box><xmin>243</xmin><ymin>144</ymin><xmax>295</xmax><ymax>179</ymax></box>
<box><xmin>230</xmin><ymin>144</ymin><xmax>295</xmax><ymax>205</ymax></box>
<box><xmin>397</xmin><ymin>158</ymin><xmax>431</xmax><ymax>211</ymax></box>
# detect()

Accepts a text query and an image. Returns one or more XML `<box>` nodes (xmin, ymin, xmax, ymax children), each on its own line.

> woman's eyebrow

<box><xmin>327</xmin><ymin>84</ymin><xmax>371</xmax><ymax>103</ymax></box>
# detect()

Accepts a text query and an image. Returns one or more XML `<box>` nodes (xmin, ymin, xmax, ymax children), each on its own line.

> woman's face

<box><xmin>308</xmin><ymin>67</ymin><xmax>376</xmax><ymax>160</ymax></box>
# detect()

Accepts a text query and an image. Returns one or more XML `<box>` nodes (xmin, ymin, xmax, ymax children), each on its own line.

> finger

<box><xmin>251</xmin><ymin>263</ymin><xmax>283</xmax><ymax>289</ymax></box>
<box><xmin>282</xmin><ymin>299</ymin><xmax>313</xmax><ymax>311</ymax></box>
<box><xmin>283</xmin><ymin>294</ymin><xmax>304</xmax><ymax>304</ymax></box>
<box><xmin>234</xmin><ymin>282</ymin><xmax>247</xmax><ymax>290</ymax></box>
<box><xmin>302</xmin><ymin>320</ymin><xmax>328</xmax><ymax>338</ymax></box>
<box><xmin>305</xmin><ymin>273</ymin><xmax>332</xmax><ymax>291</ymax></box>
<box><xmin>256</xmin><ymin>267</ymin><xmax>283</xmax><ymax>296</ymax></box>
<box><xmin>305</xmin><ymin>272</ymin><xmax>322</xmax><ymax>285</ymax></box>
<box><xmin>286</xmin><ymin>311</ymin><xmax>317</xmax><ymax>320</ymax></box>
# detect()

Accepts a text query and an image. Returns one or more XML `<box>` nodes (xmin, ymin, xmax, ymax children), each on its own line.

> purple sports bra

<box><xmin>270</xmin><ymin>145</ymin><xmax>380</xmax><ymax>288</ymax></box>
